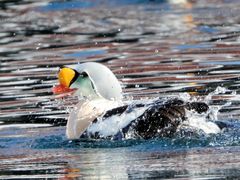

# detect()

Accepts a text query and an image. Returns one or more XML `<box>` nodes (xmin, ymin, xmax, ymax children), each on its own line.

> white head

<box><xmin>53</xmin><ymin>62</ymin><xmax>122</xmax><ymax>101</ymax></box>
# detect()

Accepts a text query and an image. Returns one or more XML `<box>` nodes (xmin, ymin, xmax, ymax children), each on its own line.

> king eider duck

<box><xmin>53</xmin><ymin>62</ymin><xmax>221</xmax><ymax>140</ymax></box>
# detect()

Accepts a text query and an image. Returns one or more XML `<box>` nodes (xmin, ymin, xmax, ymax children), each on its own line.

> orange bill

<box><xmin>52</xmin><ymin>84</ymin><xmax>75</xmax><ymax>94</ymax></box>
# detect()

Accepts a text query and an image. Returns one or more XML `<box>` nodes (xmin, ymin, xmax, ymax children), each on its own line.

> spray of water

<box><xmin>178</xmin><ymin>86</ymin><xmax>237</xmax><ymax>136</ymax></box>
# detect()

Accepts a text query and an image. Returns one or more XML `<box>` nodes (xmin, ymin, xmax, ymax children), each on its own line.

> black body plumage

<box><xmin>82</xmin><ymin>98</ymin><xmax>212</xmax><ymax>140</ymax></box>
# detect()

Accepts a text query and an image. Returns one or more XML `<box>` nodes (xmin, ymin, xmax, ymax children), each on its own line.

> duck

<box><xmin>53</xmin><ymin>62</ymin><xmax>222</xmax><ymax>140</ymax></box>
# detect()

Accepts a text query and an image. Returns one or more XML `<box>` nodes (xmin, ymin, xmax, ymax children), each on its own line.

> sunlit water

<box><xmin>0</xmin><ymin>0</ymin><xmax>240</xmax><ymax>179</ymax></box>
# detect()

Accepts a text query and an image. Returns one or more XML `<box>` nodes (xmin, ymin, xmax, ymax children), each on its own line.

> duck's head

<box><xmin>53</xmin><ymin>62</ymin><xmax>122</xmax><ymax>101</ymax></box>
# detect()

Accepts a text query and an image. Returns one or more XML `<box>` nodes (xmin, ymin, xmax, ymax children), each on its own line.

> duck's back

<box><xmin>83</xmin><ymin>98</ymin><xmax>210</xmax><ymax>139</ymax></box>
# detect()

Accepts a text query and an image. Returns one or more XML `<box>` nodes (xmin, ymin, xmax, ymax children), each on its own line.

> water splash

<box><xmin>0</xmin><ymin>0</ymin><xmax>240</xmax><ymax>178</ymax></box>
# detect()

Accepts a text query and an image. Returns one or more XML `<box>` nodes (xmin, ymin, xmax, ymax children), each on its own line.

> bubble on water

<box><xmin>179</xmin><ymin>92</ymin><xmax>191</xmax><ymax>101</ymax></box>
<box><xmin>205</xmin><ymin>86</ymin><xmax>232</xmax><ymax>102</ymax></box>
<box><xmin>214</xmin><ymin>86</ymin><xmax>229</xmax><ymax>94</ymax></box>
<box><xmin>184</xmin><ymin>109</ymin><xmax>221</xmax><ymax>134</ymax></box>
<box><xmin>178</xmin><ymin>87</ymin><xmax>237</xmax><ymax>135</ymax></box>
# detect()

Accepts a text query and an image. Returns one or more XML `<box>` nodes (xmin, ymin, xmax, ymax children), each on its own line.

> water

<box><xmin>0</xmin><ymin>0</ymin><xmax>240</xmax><ymax>179</ymax></box>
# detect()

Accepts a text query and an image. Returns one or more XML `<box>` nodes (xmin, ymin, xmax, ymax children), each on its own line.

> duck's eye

<box><xmin>79</xmin><ymin>72</ymin><xmax>88</xmax><ymax>78</ymax></box>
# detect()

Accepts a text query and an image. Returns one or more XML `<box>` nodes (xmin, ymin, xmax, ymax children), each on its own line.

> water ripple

<box><xmin>0</xmin><ymin>0</ymin><xmax>240</xmax><ymax>179</ymax></box>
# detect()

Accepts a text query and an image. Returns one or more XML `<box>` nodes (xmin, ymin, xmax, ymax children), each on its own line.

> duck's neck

<box><xmin>71</xmin><ymin>77</ymin><xmax>98</xmax><ymax>99</ymax></box>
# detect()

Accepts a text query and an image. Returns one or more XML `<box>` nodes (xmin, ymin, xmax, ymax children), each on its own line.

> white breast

<box><xmin>66</xmin><ymin>98</ymin><xmax>121</xmax><ymax>139</ymax></box>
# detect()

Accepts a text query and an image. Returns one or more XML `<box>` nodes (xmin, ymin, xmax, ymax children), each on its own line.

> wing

<box><xmin>132</xmin><ymin>99</ymin><xmax>187</xmax><ymax>139</ymax></box>
<box><xmin>131</xmin><ymin>99</ymin><xmax>210</xmax><ymax>139</ymax></box>
<box><xmin>66</xmin><ymin>100</ymin><xmax>104</xmax><ymax>139</ymax></box>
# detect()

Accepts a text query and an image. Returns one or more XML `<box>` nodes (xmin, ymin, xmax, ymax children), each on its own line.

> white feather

<box><xmin>66</xmin><ymin>98</ymin><xmax>121</xmax><ymax>139</ymax></box>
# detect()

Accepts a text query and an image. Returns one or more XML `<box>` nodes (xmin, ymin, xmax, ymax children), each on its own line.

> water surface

<box><xmin>0</xmin><ymin>0</ymin><xmax>240</xmax><ymax>179</ymax></box>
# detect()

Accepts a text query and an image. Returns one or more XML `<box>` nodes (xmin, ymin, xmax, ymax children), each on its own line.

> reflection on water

<box><xmin>1</xmin><ymin>126</ymin><xmax>240</xmax><ymax>179</ymax></box>
<box><xmin>0</xmin><ymin>0</ymin><xmax>240</xmax><ymax>179</ymax></box>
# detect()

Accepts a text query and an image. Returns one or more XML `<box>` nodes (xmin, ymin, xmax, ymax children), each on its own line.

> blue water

<box><xmin>0</xmin><ymin>0</ymin><xmax>240</xmax><ymax>179</ymax></box>
<box><xmin>174</xmin><ymin>43</ymin><xmax>213</xmax><ymax>50</ymax></box>
<box><xmin>40</xmin><ymin>0</ymin><xmax>167</xmax><ymax>11</ymax></box>
<box><xmin>64</xmin><ymin>49</ymin><xmax>107</xmax><ymax>58</ymax></box>
<box><xmin>0</xmin><ymin>123</ymin><xmax>239</xmax><ymax>179</ymax></box>
<box><xmin>1</xmin><ymin>119</ymin><xmax>239</xmax><ymax>150</ymax></box>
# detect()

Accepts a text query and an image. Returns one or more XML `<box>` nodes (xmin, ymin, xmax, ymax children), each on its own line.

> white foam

<box><xmin>183</xmin><ymin>110</ymin><xmax>221</xmax><ymax>134</ymax></box>
<box><xmin>205</xmin><ymin>86</ymin><xmax>234</xmax><ymax>102</ymax></box>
